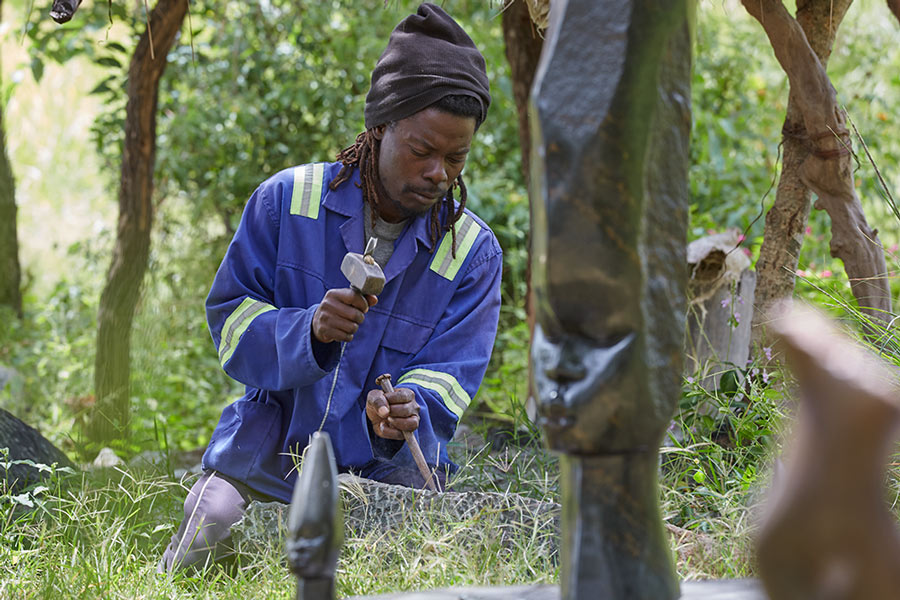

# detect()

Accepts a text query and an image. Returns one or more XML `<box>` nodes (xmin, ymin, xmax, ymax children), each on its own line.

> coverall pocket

<box><xmin>381</xmin><ymin>317</ymin><xmax>433</xmax><ymax>356</ymax></box>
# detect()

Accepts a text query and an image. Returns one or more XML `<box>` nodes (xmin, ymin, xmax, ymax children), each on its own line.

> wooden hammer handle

<box><xmin>376</xmin><ymin>374</ymin><xmax>438</xmax><ymax>492</ymax></box>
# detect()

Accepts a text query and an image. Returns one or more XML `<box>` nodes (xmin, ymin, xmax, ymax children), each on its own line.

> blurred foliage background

<box><xmin>0</xmin><ymin>0</ymin><xmax>898</xmax><ymax>465</ymax></box>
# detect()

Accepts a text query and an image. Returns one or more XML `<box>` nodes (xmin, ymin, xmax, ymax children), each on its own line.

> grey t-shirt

<box><xmin>363</xmin><ymin>203</ymin><xmax>407</xmax><ymax>268</ymax></box>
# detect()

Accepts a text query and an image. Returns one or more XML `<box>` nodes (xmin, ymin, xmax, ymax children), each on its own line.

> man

<box><xmin>159</xmin><ymin>3</ymin><xmax>501</xmax><ymax>572</ymax></box>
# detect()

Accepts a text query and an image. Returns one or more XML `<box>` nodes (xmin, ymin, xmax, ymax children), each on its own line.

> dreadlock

<box><xmin>329</xmin><ymin>130</ymin><xmax>469</xmax><ymax>258</ymax></box>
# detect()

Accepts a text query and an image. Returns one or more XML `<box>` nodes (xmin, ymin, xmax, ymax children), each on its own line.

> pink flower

<box><xmin>796</xmin><ymin>269</ymin><xmax>808</xmax><ymax>277</ymax></box>
<box><xmin>763</xmin><ymin>346</ymin><xmax>772</xmax><ymax>361</ymax></box>
<box><xmin>742</xmin><ymin>248</ymin><xmax>751</xmax><ymax>257</ymax></box>
<box><xmin>805</xmin><ymin>226</ymin><xmax>813</xmax><ymax>235</ymax></box>
<box><xmin>891</xmin><ymin>244</ymin><xmax>898</xmax><ymax>254</ymax></box>
<box><xmin>820</xmin><ymin>270</ymin><xmax>833</xmax><ymax>278</ymax></box>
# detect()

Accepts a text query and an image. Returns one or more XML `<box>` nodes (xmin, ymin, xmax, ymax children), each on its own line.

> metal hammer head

<box><xmin>341</xmin><ymin>252</ymin><xmax>385</xmax><ymax>296</ymax></box>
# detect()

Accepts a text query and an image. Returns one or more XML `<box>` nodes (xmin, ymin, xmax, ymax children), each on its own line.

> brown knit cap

<box><xmin>364</xmin><ymin>3</ymin><xmax>491</xmax><ymax>129</ymax></box>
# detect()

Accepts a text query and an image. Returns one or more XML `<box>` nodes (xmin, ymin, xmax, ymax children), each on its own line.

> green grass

<box><xmin>0</xmin><ymin>438</ymin><xmax>562</xmax><ymax>600</ymax></box>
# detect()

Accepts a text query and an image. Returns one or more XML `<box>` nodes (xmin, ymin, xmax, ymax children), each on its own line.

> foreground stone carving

<box><xmin>286</xmin><ymin>432</ymin><xmax>342</xmax><ymax>600</ymax></box>
<box><xmin>529</xmin><ymin>0</ymin><xmax>692</xmax><ymax>598</ymax></box>
<box><xmin>757</xmin><ymin>304</ymin><xmax>900</xmax><ymax>600</ymax></box>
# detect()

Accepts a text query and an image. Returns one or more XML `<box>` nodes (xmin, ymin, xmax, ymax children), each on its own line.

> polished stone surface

<box><xmin>528</xmin><ymin>0</ymin><xmax>692</xmax><ymax>598</ymax></box>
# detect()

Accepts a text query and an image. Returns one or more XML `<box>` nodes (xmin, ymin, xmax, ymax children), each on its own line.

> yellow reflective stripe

<box><xmin>397</xmin><ymin>368</ymin><xmax>471</xmax><ymax>419</ymax></box>
<box><xmin>290</xmin><ymin>163</ymin><xmax>325</xmax><ymax>219</ymax></box>
<box><xmin>429</xmin><ymin>213</ymin><xmax>481</xmax><ymax>281</ymax></box>
<box><xmin>218</xmin><ymin>298</ymin><xmax>276</xmax><ymax>367</ymax></box>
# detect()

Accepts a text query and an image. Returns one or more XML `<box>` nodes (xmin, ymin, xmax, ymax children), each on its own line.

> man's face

<box><xmin>373</xmin><ymin>107</ymin><xmax>476</xmax><ymax>223</ymax></box>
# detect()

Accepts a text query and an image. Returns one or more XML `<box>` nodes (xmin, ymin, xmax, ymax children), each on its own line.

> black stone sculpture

<box><xmin>529</xmin><ymin>0</ymin><xmax>692</xmax><ymax>598</ymax></box>
<box><xmin>287</xmin><ymin>432</ymin><xmax>343</xmax><ymax>600</ymax></box>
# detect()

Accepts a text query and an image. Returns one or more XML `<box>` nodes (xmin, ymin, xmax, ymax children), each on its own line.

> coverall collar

<box><xmin>322</xmin><ymin>169</ymin><xmax>433</xmax><ymax>253</ymax></box>
<box><xmin>323</xmin><ymin>168</ymin><xmax>436</xmax><ymax>284</ymax></box>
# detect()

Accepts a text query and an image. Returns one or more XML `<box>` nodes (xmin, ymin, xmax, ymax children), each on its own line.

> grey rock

<box><xmin>231</xmin><ymin>475</ymin><xmax>560</xmax><ymax>558</ymax></box>
<box><xmin>0</xmin><ymin>406</ymin><xmax>75</xmax><ymax>493</ymax></box>
<box><xmin>90</xmin><ymin>447</ymin><xmax>124</xmax><ymax>469</ymax></box>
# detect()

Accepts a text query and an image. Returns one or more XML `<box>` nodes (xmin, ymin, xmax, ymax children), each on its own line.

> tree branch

<box><xmin>889</xmin><ymin>0</ymin><xmax>900</xmax><ymax>25</ymax></box>
<box><xmin>742</xmin><ymin>0</ymin><xmax>891</xmax><ymax>322</ymax></box>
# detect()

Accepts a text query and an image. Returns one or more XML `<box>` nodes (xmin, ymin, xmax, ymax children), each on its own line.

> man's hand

<box><xmin>366</xmin><ymin>387</ymin><xmax>420</xmax><ymax>440</ymax></box>
<box><xmin>312</xmin><ymin>288</ymin><xmax>378</xmax><ymax>343</ymax></box>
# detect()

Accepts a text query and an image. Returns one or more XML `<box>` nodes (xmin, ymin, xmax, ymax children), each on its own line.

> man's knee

<box><xmin>159</xmin><ymin>471</ymin><xmax>251</xmax><ymax>573</ymax></box>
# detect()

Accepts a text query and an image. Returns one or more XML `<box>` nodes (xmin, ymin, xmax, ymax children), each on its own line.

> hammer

<box><xmin>376</xmin><ymin>373</ymin><xmax>439</xmax><ymax>492</ymax></box>
<box><xmin>340</xmin><ymin>238</ymin><xmax>385</xmax><ymax>297</ymax></box>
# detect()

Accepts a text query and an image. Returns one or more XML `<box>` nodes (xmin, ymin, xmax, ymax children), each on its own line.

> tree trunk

<box><xmin>86</xmin><ymin>0</ymin><xmax>188</xmax><ymax>444</ymax></box>
<box><xmin>749</xmin><ymin>0</ymin><xmax>891</xmax><ymax>344</ymax></box>
<box><xmin>889</xmin><ymin>0</ymin><xmax>900</xmax><ymax>24</ymax></box>
<box><xmin>502</xmin><ymin>0</ymin><xmax>544</xmax><ymax>420</ymax></box>
<box><xmin>0</xmin><ymin>0</ymin><xmax>22</xmax><ymax>317</ymax></box>
<box><xmin>502</xmin><ymin>0</ymin><xmax>544</xmax><ymax>183</ymax></box>
<box><xmin>751</xmin><ymin>0</ymin><xmax>851</xmax><ymax>344</ymax></box>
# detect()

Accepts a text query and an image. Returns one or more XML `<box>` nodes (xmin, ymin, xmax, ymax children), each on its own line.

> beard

<box><xmin>372</xmin><ymin>177</ymin><xmax>438</xmax><ymax>222</ymax></box>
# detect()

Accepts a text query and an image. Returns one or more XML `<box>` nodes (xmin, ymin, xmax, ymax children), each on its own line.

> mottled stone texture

<box><xmin>1</xmin><ymin>407</ymin><xmax>74</xmax><ymax>493</ymax></box>
<box><xmin>234</xmin><ymin>475</ymin><xmax>560</xmax><ymax>558</ymax></box>
<box><xmin>529</xmin><ymin>1</ymin><xmax>691</xmax><ymax>598</ymax></box>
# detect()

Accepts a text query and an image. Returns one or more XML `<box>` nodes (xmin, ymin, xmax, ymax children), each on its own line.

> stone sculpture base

<box><xmin>559</xmin><ymin>453</ymin><xmax>676</xmax><ymax>599</ymax></box>
<box><xmin>346</xmin><ymin>579</ymin><xmax>766</xmax><ymax>599</ymax></box>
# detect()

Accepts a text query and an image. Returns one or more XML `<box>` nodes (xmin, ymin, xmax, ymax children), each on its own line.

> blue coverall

<box><xmin>201</xmin><ymin>162</ymin><xmax>503</xmax><ymax>502</ymax></box>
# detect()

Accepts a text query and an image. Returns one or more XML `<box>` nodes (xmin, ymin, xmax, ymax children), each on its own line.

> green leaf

<box><xmin>90</xmin><ymin>79</ymin><xmax>114</xmax><ymax>96</ymax></box>
<box><xmin>104</xmin><ymin>42</ymin><xmax>128</xmax><ymax>54</ymax></box>
<box><xmin>95</xmin><ymin>56</ymin><xmax>123</xmax><ymax>68</ymax></box>
<box><xmin>11</xmin><ymin>494</ymin><xmax>34</xmax><ymax>508</ymax></box>
<box><xmin>30</xmin><ymin>57</ymin><xmax>44</xmax><ymax>83</ymax></box>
